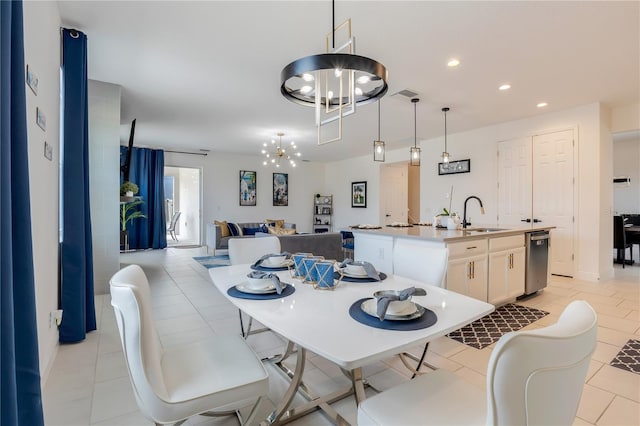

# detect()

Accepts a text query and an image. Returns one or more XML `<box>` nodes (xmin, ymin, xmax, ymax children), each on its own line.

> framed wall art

<box><xmin>273</xmin><ymin>172</ymin><xmax>288</xmax><ymax>206</ymax></box>
<box><xmin>438</xmin><ymin>159</ymin><xmax>471</xmax><ymax>175</ymax></box>
<box><xmin>239</xmin><ymin>170</ymin><xmax>257</xmax><ymax>206</ymax></box>
<box><xmin>351</xmin><ymin>181</ymin><xmax>367</xmax><ymax>208</ymax></box>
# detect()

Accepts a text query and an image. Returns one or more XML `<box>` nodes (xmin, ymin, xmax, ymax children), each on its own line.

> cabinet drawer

<box><xmin>448</xmin><ymin>239</ymin><xmax>488</xmax><ymax>258</ymax></box>
<box><xmin>489</xmin><ymin>234</ymin><xmax>524</xmax><ymax>252</ymax></box>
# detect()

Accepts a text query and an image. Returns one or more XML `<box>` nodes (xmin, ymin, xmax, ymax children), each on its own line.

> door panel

<box><xmin>533</xmin><ymin>130</ymin><xmax>574</xmax><ymax>276</ymax></box>
<box><xmin>498</xmin><ymin>137</ymin><xmax>532</xmax><ymax>226</ymax></box>
<box><xmin>380</xmin><ymin>164</ymin><xmax>408</xmax><ymax>225</ymax></box>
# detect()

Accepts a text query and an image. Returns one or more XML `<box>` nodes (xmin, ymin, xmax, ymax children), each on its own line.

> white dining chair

<box><xmin>228</xmin><ymin>236</ymin><xmax>281</xmax><ymax>265</ymax></box>
<box><xmin>358</xmin><ymin>300</ymin><xmax>598</xmax><ymax>426</ymax></box>
<box><xmin>392</xmin><ymin>240</ymin><xmax>449</xmax><ymax>287</ymax></box>
<box><xmin>110</xmin><ymin>265</ymin><xmax>268</xmax><ymax>425</ymax></box>
<box><xmin>229</xmin><ymin>236</ymin><xmax>281</xmax><ymax>337</ymax></box>
<box><xmin>392</xmin><ymin>241</ymin><xmax>449</xmax><ymax>374</ymax></box>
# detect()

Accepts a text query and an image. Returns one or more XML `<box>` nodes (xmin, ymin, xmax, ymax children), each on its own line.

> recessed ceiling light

<box><xmin>499</xmin><ymin>84</ymin><xmax>511</xmax><ymax>91</ymax></box>
<box><xmin>537</xmin><ymin>102</ymin><xmax>548</xmax><ymax>108</ymax></box>
<box><xmin>447</xmin><ymin>58</ymin><xmax>460</xmax><ymax>67</ymax></box>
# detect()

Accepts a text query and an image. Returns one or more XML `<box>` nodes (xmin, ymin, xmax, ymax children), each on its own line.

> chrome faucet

<box><xmin>462</xmin><ymin>196</ymin><xmax>485</xmax><ymax>229</ymax></box>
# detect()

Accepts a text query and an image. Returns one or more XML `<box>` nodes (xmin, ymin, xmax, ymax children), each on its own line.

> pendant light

<box><xmin>441</xmin><ymin>107</ymin><xmax>450</xmax><ymax>164</ymax></box>
<box><xmin>280</xmin><ymin>0</ymin><xmax>388</xmax><ymax>145</ymax></box>
<box><xmin>373</xmin><ymin>100</ymin><xmax>385</xmax><ymax>162</ymax></box>
<box><xmin>409</xmin><ymin>98</ymin><xmax>420</xmax><ymax>166</ymax></box>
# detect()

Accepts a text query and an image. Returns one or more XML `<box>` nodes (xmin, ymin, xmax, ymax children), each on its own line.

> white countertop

<box><xmin>348</xmin><ymin>224</ymin><xmax>554</xmax><ymax>243</ymax></box>
<box><xmin>209</xmin><ymin>265</ymin><xmax>494</xmax><ymax>370</ymax></box>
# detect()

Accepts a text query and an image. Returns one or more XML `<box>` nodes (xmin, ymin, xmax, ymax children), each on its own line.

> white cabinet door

<box><xmin>508</xmin><ymin>247</ymin><xmax>525</xmax><ymax>300</ymax></box>
<box><xmin>488</xmin><ymin>250</ymin><xmax>509</xmax><ymax>304</ymax></box>
<box><xmin>447</xmin><ymin>255</ymin><xmax>488</xmax><ymax>302</ymax></box>
<box><xmin>489</xmin><ymin>247</ymin><xmax>525</xmax><ymax>305</ymax></box>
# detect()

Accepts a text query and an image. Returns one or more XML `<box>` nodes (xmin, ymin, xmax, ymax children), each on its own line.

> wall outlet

<box><xmin>50</xmin><ymin>309</ymin><xmax>63</xmax><ymax>328</ymax></box>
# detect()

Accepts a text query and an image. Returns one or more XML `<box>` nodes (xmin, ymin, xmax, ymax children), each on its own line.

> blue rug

<box><xmin>193</xmin><ymin>255</ymin><xmax>230</xmax><ymax>269</ymax></box>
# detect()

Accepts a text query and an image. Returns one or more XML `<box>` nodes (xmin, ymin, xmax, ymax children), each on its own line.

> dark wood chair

<box><xmin>614</xmin><ymin>215</ymin><xmax>633</xmax><ymax>267</ymax></box>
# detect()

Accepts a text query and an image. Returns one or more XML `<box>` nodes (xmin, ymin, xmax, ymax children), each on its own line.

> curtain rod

<box><xmin>120</xmin><ymin>144</ymin><xmax>209</xmax><ymax>156</ymax></box>
<box><xmin>164</xmin><ymin>150</ymin><xmax>208</xmax><ymax>156</ymax></box>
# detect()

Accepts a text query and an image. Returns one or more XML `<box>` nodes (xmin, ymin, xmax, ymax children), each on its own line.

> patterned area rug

<box><xmin>193</xmin><ymin>255</ymin><xmax>230</xmax><ymax>269</ymax></box>
<box><xmin>447</xmin><ymin>303</ymin><xmax>549</xmax><ymax>349</ymax></box>
<box><xmin>610</xmin><ymin>339</ymin><xmax>640</xmax><ymax>375</ymax></box>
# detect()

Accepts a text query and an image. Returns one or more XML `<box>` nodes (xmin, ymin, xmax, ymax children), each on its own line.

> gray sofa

<box><xmin>205</xmin><ymin>221</ymin><xmax>296</xmax><ymax>254</ymax></box>
<box><xmin>256</xmin><ymin>232</ymin><xmax>344</xmax><ymax>261</ymax></box>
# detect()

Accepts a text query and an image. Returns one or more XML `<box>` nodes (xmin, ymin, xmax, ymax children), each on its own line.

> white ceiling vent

<box><xmin>390</xmin><ymin>89</ymin><xmax>419</xmax><ymax>99</ymax></box>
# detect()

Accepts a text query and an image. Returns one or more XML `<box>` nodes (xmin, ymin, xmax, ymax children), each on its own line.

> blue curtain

<box><xmin>0</xmin><ymin>1</ymin><xmax>45</xmax><ymax>424</ymax></box>
<box><xmin>59</xmin><ymin>28</ymin><xmax>96</xmax><ymax>343</ymax></box>
<box><xmin>120</xmin><ymin>146</ymin><xmax>167</xmax><ymax>249</ymax></box>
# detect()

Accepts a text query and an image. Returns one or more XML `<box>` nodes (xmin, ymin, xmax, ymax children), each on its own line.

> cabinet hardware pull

<box><xmin>471</xmin><ymin>261</ymin><xmax>475</xmax><ymax>279</ymax></box>
<box><xmin>466</xmin><ymin>246</ymin><xmax>477</xmax><ymax>250</ymax></box>
<box><xmin>467</xmin><ymin>262</ymin><xmax>471</xmax><ymax>279</ymax></box>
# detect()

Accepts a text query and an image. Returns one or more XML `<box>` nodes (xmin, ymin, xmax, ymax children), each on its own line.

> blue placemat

<box><xmin>349</xmin><ymin>298</ymin><xmax>437</xmax><ymax>330</ymax></box>
<box><xmin>251</xmin><ymin>264</ymin><xmax>290</xmax><ymax>272</ymax></box>
<box><xmin>227</xmin><ymin>283</ymin><xmax>295</xmax><ymax>300</ymax></box>
<box><xmin>334</xmin><ymin>272</ymin><xmax>387</xmax><ymax>283</ymax></box>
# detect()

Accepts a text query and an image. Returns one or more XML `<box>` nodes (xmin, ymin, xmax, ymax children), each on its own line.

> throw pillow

<box><xmin>242</xmin><ymin>226</ymin><xmax>262</xmax><ymax>236</ymax></box>
<box><xmin>267</xmin><ymin>226</ymin><xmax>296</xmax><ymax>236</ymax></box>
<box><xmin>265</xmin><ymin>219</ymin><xmax>285</xmax><ymax>228</ymax></box>
<box><xmin>214</xmin><ymin>220</ymin><xmax>230</xmax><ymax>237</ymax></box>
<box><xmin>259</xmin><ymin>223</ymin><xmax>269</xmax><ymax>233</ymax></box>
<box><xmin>227</xmin><ymin>222</ymin><xmax>243</xmax><ymax>237</ymax></box>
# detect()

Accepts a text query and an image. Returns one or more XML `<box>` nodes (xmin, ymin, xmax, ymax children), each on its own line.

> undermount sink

<box><xmin>463</xmin><ymin>227</ymin><xmax>506</xmax><ymax>233</ymax></box>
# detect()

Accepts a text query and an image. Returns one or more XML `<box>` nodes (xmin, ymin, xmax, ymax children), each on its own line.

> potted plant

<box><xmin>120</xmin><ymin>181</ymin><xmax>139</xmax><ymax>197</ymax></box>
<box><xmin>120</xmin><ymin>199</ymin><xmax>146</xmax><ymax>251</ymax></box>
<box><xmin>434</xmin><ymin>208</ymin><xmax>450</xmax><ymax>228</ymax></box>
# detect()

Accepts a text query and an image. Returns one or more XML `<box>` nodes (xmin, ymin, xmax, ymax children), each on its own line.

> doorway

<box><xmin>380</xmin><ymin>162</ymin><xmax>419</xmax><ymax>225</ymax></box>
<box><xmin>164</xmin><ymin>166</ymin><xmax>202</xmax><ymax>246</ymax></box>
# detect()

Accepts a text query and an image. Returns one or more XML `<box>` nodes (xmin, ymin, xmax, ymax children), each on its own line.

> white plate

<box><xmin>339</xmin><ymin>268</ymin><xmax>370</xmax><ymax>278</ymax></box>
<box><xmin>259</xmin><ymin>259</ymin><xmax>293</xmax><ymax>268</ymax></box>
<box><xmin>235</xmin><ymin>282</ymin><xmax>277</xmax><ymax>294</ymax></box>
<box><xmin>361</xmin><ymin>299</ymin><xmax>424</xmax><ymax>321</ymax></box>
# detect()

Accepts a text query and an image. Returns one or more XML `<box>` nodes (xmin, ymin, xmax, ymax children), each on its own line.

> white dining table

<box><xmin>208</xmin><ymin>264</ymin><xmax>494</xmax><ymax>425</ymax></box>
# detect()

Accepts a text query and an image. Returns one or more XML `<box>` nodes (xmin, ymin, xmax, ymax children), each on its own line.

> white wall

<box><xmin>613</xmin><ymin>138</ymin><xmax>640</xmax><ymax>214</ymax></box>
<box><xmin>325</xmin><ymin>103</ymin><xmax>611</xmax><ymax>281</ymax></box>
<box><xmin>419</xmin><ymin>103</ymin><xmax>606</xmax><ymax>281</ymax></box>
<box><xmin>611</xmin><ymin>103</ymin><xmax>640</xmax><ymax>133</ymax></box>
<box><xmin>164</xmin><ymin>152</ymin><xmax>325</xmax><ymax>233</ymax></box>
<box><xmin>88</xmin><ymin>80</ymin><xmax>121</xmax><ymax>295</ymax></box>
<box><xmin>23</xmin><ymin>0</ymin><xmax>62</xmax><ymax>383</ymax></box>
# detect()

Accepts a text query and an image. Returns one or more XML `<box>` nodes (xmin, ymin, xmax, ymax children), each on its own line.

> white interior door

<box><xmin>533</xmin><ymin>129</ymin><xmax>575</xmax><ymax>277</ymax></box>
<box><xmin>380</xmin><ymin>163</ymin><xmax>408</xmax><ymax>225</ymax></box>
<box><xmin>498</xmin><ymin>137</ymin><xmax>532</xmax><ymax>226</ymax></box>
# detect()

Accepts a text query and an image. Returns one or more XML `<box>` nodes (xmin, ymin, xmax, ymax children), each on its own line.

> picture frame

<box><xmin>239</xmin><ymin>170</ymin><xmax>256</xmax><ymax>206</ymax></box>
<box><xmin>272</xmin><ymin>172</ymin><xmax>288</xmax><ymax>206</ymax></box>
<box><xmin>351</xmin><ymin>181</ymin><xmax>367</xmax><ymax>208</ymax></box>
<box><xmin>26</xmin><ymin>65</ymin><xmax>39</xmax><ymax>95</ymax></box>
<box><xmin>438</xmin><ymin>159</ymin><xmax>471</xmax><ymax>175</ymax></box>
<box><xmin>322</xmin><ymin>207</ymin><xmax>331</xmax><ymax>214</ymax></box>
<box><xmin>36</xmin><ymin>107</ymin><xmax>46</xmax><ymax>131</ymax></box>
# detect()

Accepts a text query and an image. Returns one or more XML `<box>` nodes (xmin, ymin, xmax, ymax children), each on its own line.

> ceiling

<box><xmin>57</xmin><ymin>1</ymin><xmax>640</xmax><ymax>163</ymax></box>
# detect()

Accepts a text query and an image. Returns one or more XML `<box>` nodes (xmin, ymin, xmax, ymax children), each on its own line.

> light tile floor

<box><xmin>43</xmin><ymin>247</ymin><xmax>640</xmax><ymax>425</ymax></box>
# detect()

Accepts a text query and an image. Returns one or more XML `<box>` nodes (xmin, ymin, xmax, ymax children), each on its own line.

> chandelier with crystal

<box><xmin>262</xmin><ymin>133</ymin><xmax>300</xmax><ymax>168</ymax></box>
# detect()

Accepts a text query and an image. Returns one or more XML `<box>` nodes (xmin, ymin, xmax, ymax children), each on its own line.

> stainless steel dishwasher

<box><xmin>523</xmin><ymin>230</ymin><xmax>550</xmax><ymax>296</ymax></box>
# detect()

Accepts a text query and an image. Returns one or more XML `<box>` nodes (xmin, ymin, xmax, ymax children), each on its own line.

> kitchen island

<box><xmin>349</xmin><ymin>224</ymin><xmax>554</xmax><ymax>305</ymax></box>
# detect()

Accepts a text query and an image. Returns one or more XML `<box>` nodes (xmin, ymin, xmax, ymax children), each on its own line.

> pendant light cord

<box><xmin>378</xmin><ymin>100</ymin><xmax>381</xmax><ymax>140</ymax></box>
<box><xmin>332</xmin><ymin>0</ymin><xmax>335</xmax><ymax>49</ymax></box>
<box><xmin>414</xmin><ymin>100</ymin><xmax>417</xmax><ymax>148</ymax></box>
<box><xmin>444</xmin><ymin>109</ymin><xmax>447</xmax><ymax>152</ymax></box>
